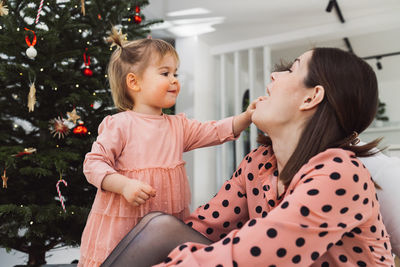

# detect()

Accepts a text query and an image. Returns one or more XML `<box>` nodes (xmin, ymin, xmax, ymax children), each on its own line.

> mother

<box><xmin>102</xmin><ymin>47</ymin><xmax>394</xmax><ymax>266</ymax></box>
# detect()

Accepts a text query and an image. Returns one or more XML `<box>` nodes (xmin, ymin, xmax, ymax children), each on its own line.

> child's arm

<box><xmin>232</xmin><ymin>97</ymin><xmax>262</xmax><ymax>136</ymax></box>
<box><xmin>101</xmin><ymin>173</ymin><xmax>156</xmax><ymax>206</ymax></box>
<box><xmin>84</xmin><ymin>115</ymin><xmax>155</xmax><ymax>206</ymax></box>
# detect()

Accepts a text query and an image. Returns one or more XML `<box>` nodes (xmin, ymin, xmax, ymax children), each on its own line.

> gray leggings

<box><xmin>100</xmin><ymin>212</ymin><xmax>212</xmax><ymax>267</ymax></box>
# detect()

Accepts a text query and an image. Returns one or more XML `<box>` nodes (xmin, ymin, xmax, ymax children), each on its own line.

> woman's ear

<box><xmin>300</xmin><ymin>85</ymin><xmax>325</xmax><ymax>111</ymax></box>
<box><xmin>126</xmin><ymin>73</ymin><xmax>140</xmax><ymax>92</ymax></box>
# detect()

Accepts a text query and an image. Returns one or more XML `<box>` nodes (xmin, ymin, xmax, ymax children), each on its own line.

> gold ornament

<box><xmin>0</xmin><ymin>1</ymin><xmax>9</xmax><ymax>16</ymax></box>
<box><xmin>67</xmin><ymin>108</ymin><xmax>81</xmax><ymax>124</ymax></box>
<box><xmin>1</xmin><ymin>170</ymin><xmax>8</xmax><ymax>188</ymax></box>
<box><xmin>107</xmin><ymin>27</ymin><xmax>127</xmax><ymax>48</ymax></box>
<box><xmin>81</xmin><ymin>0</ymin><xmax>85</xmax><ymax>16</ymax></box>
<box><xmin>27</xmin><ymin>82</ymin><xmax>36</xmax><ymax>112</ymax></box>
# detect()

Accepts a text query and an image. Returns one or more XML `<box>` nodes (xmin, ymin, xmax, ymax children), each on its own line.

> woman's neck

<box><xmin>269</xmin><ymin>124</ymin><xmax>303</xmax><ymax>176</ymax></box>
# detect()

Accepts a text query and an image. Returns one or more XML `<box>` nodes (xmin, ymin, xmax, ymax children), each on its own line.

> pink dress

<box><xmin>154</xmin><ymin>146</ymin><xmax>394</xmax><ymax>266</ymax></box>
<box><xmin>78</xmin><ymin>111</ymin><xmax>236</xmax><ymax>267</ymax></box>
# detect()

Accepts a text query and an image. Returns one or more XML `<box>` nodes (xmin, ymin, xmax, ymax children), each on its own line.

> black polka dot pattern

<box><xmin>172</xmin><ymin>147</ymin><xmax>394</xmax><ymax>267</ymax></box>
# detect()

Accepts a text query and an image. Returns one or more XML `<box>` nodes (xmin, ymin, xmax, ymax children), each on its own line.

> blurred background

<box><xmin>1</xmin><ymin>0</ymin><xmax>399</xmax><ymax>265</ymax></box>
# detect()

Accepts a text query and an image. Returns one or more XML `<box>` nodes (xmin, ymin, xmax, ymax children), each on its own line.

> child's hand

<box><xmin>122</xmin><ymin>179</ymin><xmax>156</xmax><ymax>206</ymax></box>
<box><xmin>246</xmin><ymin>96</ymin><xmax>265</xmax><ymax>116</ymax></box>
<box><xmin>233</xmin><ymin>97</ymin><xmax>264</xmax><ymax>136</ymax></box>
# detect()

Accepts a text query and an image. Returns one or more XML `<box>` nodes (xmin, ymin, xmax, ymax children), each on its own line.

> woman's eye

<box><xmin>286</xmin><ymin>68</ymin><xmax>292</xmax><ymax>73</ymax></box>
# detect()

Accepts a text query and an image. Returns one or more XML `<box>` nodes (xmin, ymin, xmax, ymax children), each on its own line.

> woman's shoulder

<box><xmin>298</xmin><ymin>148</ymin><xmax>368</xmax><ymax>180</ymax></box>
<box><xmin>308</xmin><ymin>148</ymin><xmax>360</xmax><ymax>166</ymax></box>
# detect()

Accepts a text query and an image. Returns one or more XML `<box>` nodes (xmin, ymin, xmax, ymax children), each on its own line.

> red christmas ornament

<box><xmin>73</xmin><ymin>122</ymin><xmax>88</xmax><ymax>136</ymax></box>
<box><xmin>25</xmin><ymin>28</ymin><xmax>38</xmax><ymax>59</ymax></box>
<box><xmin>82</xmin><ymin>48</ymin><xmax>93</xmax><ymax>76</ymax></box>
<box><xmin>134</xmin><ymin>6</ymin><xmax>142</xmax><ymax>24</ymax></box>
<box><xmin>83</xmin><ymin>67</ymin><xmax>93</xmax><ymax>76</ymax></box>
<box><xmin>134</xmin><ymin>15</ymin><xmax>142</xmax><ymax>24</ymax></box>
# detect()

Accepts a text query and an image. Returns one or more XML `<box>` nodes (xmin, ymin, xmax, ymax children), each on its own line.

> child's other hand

<box><xmin>122</xmin><ymin>179</ymin><xmax>156</xmax><ymax>206</ymax></box>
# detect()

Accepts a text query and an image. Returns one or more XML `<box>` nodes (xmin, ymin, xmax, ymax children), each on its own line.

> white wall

<box><xmin>175</xmin><ymin>37</ymin><xmax>220</xmax><ymax>210</ymax></box>
<box><xmin>379</xmin><ymin>80</ymin><xmax>400</xmax><ymax>123</ymax></box>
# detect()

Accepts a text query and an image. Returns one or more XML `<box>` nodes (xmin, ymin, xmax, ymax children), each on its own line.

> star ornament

<box><xmin>67</xmin><ymin>108</ymin><xmax>81</xmax><ymax>124</ymax></box>
<box><xmin>0</xmin><ymin>1</ymin><xmax>9</xmax><ymax>16</ymax></box>
<box><xmin>49</xmin><ymin>117</ymin><xmax>70</xmax><ymax>139</ymax></box>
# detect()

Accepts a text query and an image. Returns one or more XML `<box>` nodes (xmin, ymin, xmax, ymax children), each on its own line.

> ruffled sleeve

<box><xmin>178</xmin><ymin>113</ymin><xmax>237</xmax><ymax>152</ymax></box>
<box><xmin>83</xmin><ymin>115</ymin><xmax>126</xmax><ymax>189</ymax></box>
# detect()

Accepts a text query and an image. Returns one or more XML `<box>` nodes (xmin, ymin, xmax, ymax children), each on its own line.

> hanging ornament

<box><xmin>73</xmin><ymin>121</ymin><xmax>88</xmax><ymax>136</ymax></box>
<box><xmin>133</xmin><ymin>6</ymin><xmax>142</xmax><ymax>24</ymax></box>
<box><xmin>27</xmin><ymin>82</ymin><xmax>36</xmax><ymax>112</ymax></box>
<box><xmin>0</xmin><ymin>1</ymin><xmax>9</xmax><ymax>16</ymax></box>
<box><xmin>82</xmin><ymin>48</ymin><xmax>93</xmax><ymax>77</ymax></box>
<box><xmin>49</xmin><ymin>117</ymin><xmax>70</xmax><ymax>139</ymax></box>
<box><xmin>67</xmin><ymin>108</ymin><xmax>81</xmax><ymax>124</ymax></box>
<box><xmin>81</xmin><ymin>0</ymin><xmax>85</xmax><ymax>16</ymax></box>
<box><xmin>134</xmin><ymin>14</ymin><xmax>142</xmax><ymax>24</ymax></box>
<box><xmin>56</xmin><ymin>174</ymin><xmax>67</xmax><ymax>212</ymax></box>
<box><xmin>25</xmin><ymin>28</ymin><xmax>37</xmax><ymax>59</ymax></box>
<box><xmin>35</xmin><ymin>0</ymin><xmax>44</xmax><ymax>24</ymax></box>
<box><xmin>13</xmin><ymin>147</ymin><xmax>37</xmax><ymax>157</ymax></box>
<box><xmin>97</xmin><ymin>14</ymin><xmax>102</xmax><ymax>20</ymax></box>
<box><xmin>1</xmin><ymin>169</ymin><xmax>8</xmax><ymax>188</ymax></box>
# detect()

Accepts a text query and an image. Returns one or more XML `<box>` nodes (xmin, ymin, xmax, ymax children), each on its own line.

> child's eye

<box><xmin>161</xmin><ymin>72</ymin><xmax>169</xmax><ymax>76</ymax></box>
<box><xmin>173</xmin><ymin>73</ymin><xmax>179</xmax><ymax>78</ymax></box>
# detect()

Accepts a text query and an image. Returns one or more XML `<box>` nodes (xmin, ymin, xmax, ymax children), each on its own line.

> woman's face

<box><xmin>252</xmin><ymin>50</ymin><xmax>314</xmax><ymax>133</ymax></box>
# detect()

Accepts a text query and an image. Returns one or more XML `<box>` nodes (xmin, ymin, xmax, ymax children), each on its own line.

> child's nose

<box><xmin>170</xmin><ymin>75</ymin><xmax>178</xmax><ymax>84</ymax></box>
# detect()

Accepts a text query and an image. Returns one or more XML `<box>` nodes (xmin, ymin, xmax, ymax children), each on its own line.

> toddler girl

<box><xmin>78</xmin><ymin>28</ymin><xmax>257</xmax><ymax>266</ymax></box>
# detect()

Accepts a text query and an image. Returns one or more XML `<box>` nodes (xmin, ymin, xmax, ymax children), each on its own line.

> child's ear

<box><xmin>126</xmin><ymin>73</ymin><xmax>140</xmax><ymax>92</ymax></box>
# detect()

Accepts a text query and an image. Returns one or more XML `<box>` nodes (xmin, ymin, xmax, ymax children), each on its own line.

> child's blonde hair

<box><xmin>107</xmin><ymin>27</ymin><xmax>179</xmax><ymax>111</ymax></box>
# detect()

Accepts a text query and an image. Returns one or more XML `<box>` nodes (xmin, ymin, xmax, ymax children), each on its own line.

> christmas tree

<box><xmin>0</xmin><ymin>0</ymin><xmax>160</xmax><ymax>265</ymax></box>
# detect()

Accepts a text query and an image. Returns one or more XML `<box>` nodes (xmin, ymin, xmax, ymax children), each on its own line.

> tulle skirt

<box><xmin>78</xmin><ymin>164</ymin><xmax>191</xmax><ymax>267</ymax></box>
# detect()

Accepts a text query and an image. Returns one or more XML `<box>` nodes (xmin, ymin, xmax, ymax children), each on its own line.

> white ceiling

<box><xmin>143</xmin><ymin>0</ymin><xmax>400</xmax><ymax>79</ymax></box>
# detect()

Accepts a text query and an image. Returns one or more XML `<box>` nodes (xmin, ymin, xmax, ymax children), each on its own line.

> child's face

<box><xmin>136</xmin><ymin>53</ymin><xmax>180</xmax><ymax>112</ymax></box>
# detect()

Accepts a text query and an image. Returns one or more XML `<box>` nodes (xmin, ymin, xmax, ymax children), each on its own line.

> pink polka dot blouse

<box><xmin>154</xmin><ymin>146</ymin><xmax>394</xmax><ymax>266</ymax></box>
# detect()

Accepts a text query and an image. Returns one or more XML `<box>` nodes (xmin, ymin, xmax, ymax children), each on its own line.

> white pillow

<box><xmin>359</xmin><ymin>152</ymin><xmax>400</xmax><ymax>257</ymax></box>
